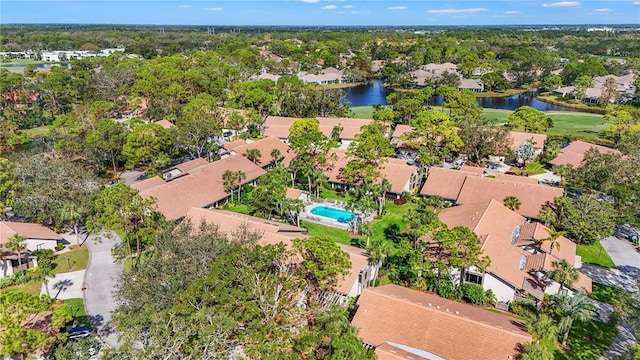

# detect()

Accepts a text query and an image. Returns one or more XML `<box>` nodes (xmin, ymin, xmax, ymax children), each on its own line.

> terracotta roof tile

<box><xmin>130</xmin><ymin>176</ymin><xmax>166</xmax><ymax>192</ymax></box>
<box><xmin>137</xmin><ymin>157</ymin><xmax>266</xmax><ymax>220</ymax></box>
<box><xmin>222</xmin><ymin>139</ymin><xmax>248</xmax><ymax>151</ymax></box>
<box><xmin>494</xmin><ymin>173</ymin><xmax>541</xmax><ymax>185</ymax></box>
<box><xmin>263</xmin><ymin>116</ymin><xmax>373</xmax><ymax>141</ymax></box>
<box><xmin>455</xmin><ymin>176</ymin><xmax>564</xmax><ymax>219</ymax></box>
<box><xmin>174</xmin><ymin>157</ymin><xmax>209</xmax><ymax>173</ymax></box>
<box><xmin>285</xmin><ymin>188</ymin><xmax>303</xmax><ymax>200</ymax></box>
<box><xmin>510</xmin><ymin>131</ymin><xmax>547</xmax><ymax>151</ymax></box>
<box><xmin>0</xmin><ymin>222</ymin><xmax>62</xmax><ymax>245</ymax></box>
<box><xmin>419</xmin><ymin>167</ymin><xmax>482</xmax><ymax>200</ymax></box>
<box><xmin>327</xmin><ymin>149</ymin><xmax>420</xmax><ymax>194</ymax></box>
<box><xmin>154</xmin><ymin>119</ymin><xmax>175</xmax><ymax>129</ymax></box>
<box><xmin>352</xmin><ymin>284</ymin><xmax>531</xmax><ymax>360</ymax></box>
<box><xmin>230</xmin><ymin>136</ymin><xmax>296</xmax><ymax>167</ymax></box>
<box><xmin>549</xmin><ymin>140</ymin><xmax>620</xmax><ymax>168</ymax></box>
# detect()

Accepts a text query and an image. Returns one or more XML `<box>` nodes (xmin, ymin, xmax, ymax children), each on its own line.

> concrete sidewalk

<box><xmin>41</xmin><ymin>270</ymin><xmax>86</xmax><ymax>300</ymax></box>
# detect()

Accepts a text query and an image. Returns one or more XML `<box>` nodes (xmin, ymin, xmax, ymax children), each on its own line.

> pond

<box><xmin>0</xmin><ymin>63</ymin><xmax>70</xmax><ymax>72</ymax></box>
<box><xmin>344</xmin><ymin>79</ymin><xmax>579</xmax><ymax>112</ymax></box>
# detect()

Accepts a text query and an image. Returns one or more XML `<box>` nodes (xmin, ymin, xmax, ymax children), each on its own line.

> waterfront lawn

<box><xmin>53</xmin><ymin>246</ymin><xmax>89</xmax><ymax>274</ymax></box>
<box><xmin>350</xmin><ymin>106</ymin><xmax>375</xmax><ymax>119</ymax></box>
<box><xmin>576</xmin><ymin>242</ymin><xmax>616</xmax><ymax>269</ymax></box>
<box><xmin>545</xmin><ymin>112</ymin><xmax>607</xmax><ymax>141</ymax></box>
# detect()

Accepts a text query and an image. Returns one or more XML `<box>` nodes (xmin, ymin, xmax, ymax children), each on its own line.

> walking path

<box><xmin>83</xmin><ymin>231</ymin><xmax>122</xmax><ymax>349</ymax></box>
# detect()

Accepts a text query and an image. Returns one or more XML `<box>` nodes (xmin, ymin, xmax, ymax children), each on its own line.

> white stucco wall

<box><xmin>24</xmin><ymin>238</ymin><xmax>57</xmax><ymax>252</ymax></box>
<box><xmin>544</xmin><ymin>281</ymin><xmax>576</xmax><ymax>297</ymax></box>
<box><xmin>483</xmin><ymin>273</ymin><xmax>516</xmax><ymax>303</ymax></box>
<box><xmin>0</xmin><ymin>259</ymin><xmax>15</xmax><ymax>278</ymax></box>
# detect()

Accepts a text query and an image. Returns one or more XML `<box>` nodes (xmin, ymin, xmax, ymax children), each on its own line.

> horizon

<box><xmin>2</xmin><ymin>1</ymin><xmax>639</xmax><ymax>27</ymax></box>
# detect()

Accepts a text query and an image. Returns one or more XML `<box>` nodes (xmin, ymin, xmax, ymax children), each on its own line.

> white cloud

<box><xmin>594</xmin><ymin>8</ymin><xmax>613</xmax><ymax>12</ymax></box>
<box><xmin>203</xmin><ymin>7</ymin><xmax>223</xmax><ymax>11</ymax></box>
<box><xmin>542</xmin><ymin>2</ymin><xmax>580</xmax><ymax>7</ymax></box>
<box><xmin>343</xmin><ymin>5</ymin><xmax>354</xmax><ymax>9</ymax></box>
<box><xmin>427</xmin><ymin>8</ymin><xmax>488</xmax><ymax>14</ymax></box>
<box><xmin>178</xmin><ymin>5</ymin><xmax>191</xmax><ymax>8</ymax></box>
<box><xmin>387</xmin><ymin>6</ymin><xmax>408</xmax><ymax>10</ymax></box>
<box><xmin>321</xmin><ymin>5</ymin><xmax>337</xmax><ymax>9</ymax></box>
<box><xmin>633</xmin><ymin>1</ymin><xmax>640</xmax><ymax>4</ymax></box>
<box><xmin>504</xmin><ymin>10</ymin><xmax>522</xmax><ymax>14</ymax></box>
<box><xmin>299</xmin><ymin>0</ymin><xmax>320</xmax><ymax>3</ymax></box>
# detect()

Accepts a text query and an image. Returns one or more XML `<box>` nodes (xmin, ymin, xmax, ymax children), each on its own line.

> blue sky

<box><xmin>2</xmin><ymin>1</ymin><xmax>639</xmax><ymax>26</ymax></box>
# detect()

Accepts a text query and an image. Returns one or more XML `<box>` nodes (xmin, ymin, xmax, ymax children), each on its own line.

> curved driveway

<box><xmin>83</xmin><ymin>231</ymin><xmax>122</xmax><ymax>349</ymax></box>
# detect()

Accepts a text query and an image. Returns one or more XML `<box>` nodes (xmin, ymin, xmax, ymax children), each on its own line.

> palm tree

<box><xmin>557</xmin><ymin>292</ymin><xmax>594</xmax><ymax>346</ymax></box>
<box><xmin>359</xmin><ymin>222</ymin><xmax>374</xmax><ymax>246</ymax></box>
<box><xmin>539</xmin><ymin>226</ymin><xmax>565</xmax><ymax>255</ymax></box>
<box><xmin>548</xmin><ymin>259</ymin><xmax>579</xmax><ymax>294</ymax></box>
<box><xmin>554</xmin><ymin>164</ymin><xmax>573</xmax><ymax>185</ymax></box>
<box><xmin>34</xmin><ymin>250</ymin><xmax>55</xmax><ymax>298</ymax></box>
<box><xmin>538</xmin><ymin>206</ymin><xmax>557</xmax><ymax>227</ymax></box>
<box><xmin>6</xmin><ymin>234</ymin><xmax>27</xmax><ymax>274</ymax></box>
<box><xmin>244</xmin><ymin>148</ymin><xmax>262</xmax><ymax>165</ymax></box>
<box><xmin>503</xmin><ymin>196</ymin><xmax>521</xmax><ymax>211</ymax></box>
<box><xmin>60</xmin><ymin>201</ymin><xmax>84</xmax><ymax>247</ymax></box>
<box><xmin>235</xmin><ymin>170</ymin><xmax>246</xmax><ymax>200</ymax></box>
<box><xmin>222</xmin><ymin>170</ymin><xmax>236</xmax><ymax>202</ymax></box>
<box><xmin>366</xmin><ymin>237</ymin><xmax>388</xmax><ymax>286</ymax></box>
<box><xmin>270</xmin><ymin>148</ymin><xmax>282</xmax><ymax>166</ymax></box>
<box><xmin>519</xmin><ymin>342</ymin><xmax>554</xmax><ymax>360</ymax></box>
<box><xmin>526</xmin><ymin>314</ymin><xmax>558</xmax><ymax>344</ymax></box>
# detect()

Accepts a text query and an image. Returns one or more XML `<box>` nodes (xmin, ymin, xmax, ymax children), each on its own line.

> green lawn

<box><xmin>350</xmin><ymin>105</ymin><xmax>606</xmax><ymax>142</ymax></box>
<box><xmin>319</xmin><ymin>188</ymin><xmax>351</xmax><ymax>201</ymax></box>
<box><xmin>591</xmin><ymin>283</ymin><xmax>625</xmax><ymax>304</ymax></box>
<box><xmin>301</xmin><ymin>220</ymin><xmax>359</xmax><ymax>246</ymax></box>
<box><xmin>576</xmin><ymin>242</ymin><xmax>616</xmax><ymax>269</ymax></box>
<box><xmin>1</xmin><ymin>280</ymin><xmax>42</xmax><ymax>296</ymax></box>
<box><xmin>526</xmin><ymin>162</ymin><xmax>546</xmax><ymax>176</ymax></box>
<box><xmin>221</xmin><ymin>203</ymin><xmax>251</xmax><ymax>215</ymax></box>
<box><xmin>369</xmin><ymin>202</ymin><xmax>416</xmax><ymax>252</ymax></box>
<box><xmin>62</xmin><ymin>298</ymin><xmax>89</xmax><ymax>326</ymax></box>
<box><xmin>554</xmin><ymin>319</ymin><xmax>618</xmax><ymax>360</ymax></box>
<box><xmin>53</xmin><ymin>246</ymin><xmax>89</xmax><ymax>274</ymax></box>
<box><xmin>350</xmin><ymin>106</ymin><xmax>375</xmax><ymax>119</ymax></box>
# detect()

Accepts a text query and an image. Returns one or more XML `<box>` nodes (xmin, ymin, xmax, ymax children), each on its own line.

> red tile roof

<box><xmin>326</xmin><ymin>149</ymin><xmax>419</xmax><ymax>194</ymax></box>
<box><xmin>263</xmin><ymin>116</ymin><xmax>373</xmax><ymax>141</ymax></box>
<box><xmin>229</xmin><ymin>136</ymin><xmax>296</xmax><ymax>167</ymax></box>
<box><xmin>0</xmin><ymin>222</ymin><xmax>62</xmax><ymax>245</ymax></box>
<box><xmin>136</xmin><ymin>157</ymin><xmax>266</xmax><ymax>220</ymax></box>
<box><xmin>549</xmin><ymin>140</ymin><xmax>620</xmax><ymax>168</ymax></box>
<box><xmin>509</xmin><ymin>131</ymin><xmax>547</xmax><ymax>151</ymax></box>
<box><xmin>419</xmin><ymin>166</ymin><xmax>482</xmax><ymax>200</ymax></box>
<box><xmin>352</xmin><ymin>284</ymin><xmax>531</xmax><ymax>360</ymax></box>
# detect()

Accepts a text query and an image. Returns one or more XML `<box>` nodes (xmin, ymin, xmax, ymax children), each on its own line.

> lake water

<box><xmin>0</xmin><ymin>63</ymin><xmax>69</xmax><ymax>72</ymax></box>
<box><xmin>344</xmin><ymin>80</ymin><xmax>578</xmax><ymax>112</ymax></box>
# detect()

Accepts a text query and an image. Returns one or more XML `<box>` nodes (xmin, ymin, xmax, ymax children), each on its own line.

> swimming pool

<box><xmin>310</xmin><ymin>206</ymin><xmax>355</xmax><ymax>224</ymax></box>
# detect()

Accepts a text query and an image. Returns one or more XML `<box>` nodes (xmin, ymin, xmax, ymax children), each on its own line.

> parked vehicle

<box><xmin>614</xmin><ymin>224</ymin><xmax>640</xmax><ymax>244</ymax></box>
<box><xmin>67</xmin><ymin>325</ymin><xmax>93</xmax><ymax>340</ymax></box>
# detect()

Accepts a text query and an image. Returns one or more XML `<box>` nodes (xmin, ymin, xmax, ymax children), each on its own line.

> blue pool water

<box><xmin>310</xmin><ymin>206</ymin><xmax>355</xmax><ymax>223</ymax></box>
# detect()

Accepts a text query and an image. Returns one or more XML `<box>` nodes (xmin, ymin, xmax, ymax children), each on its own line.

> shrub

<box><xmin>510</xmin><ymin>301</ymin><xmax>538</xmax><ymax>318</ymax></box>
<box><xmin>461</xmin><ymin>283</ymin><xmax>487</xmax><ymax>305</ymax></box>
<box><xmin>393</xmin><ymin>198</ymin><xmax>408</xmax><ymax>205</ymax></box>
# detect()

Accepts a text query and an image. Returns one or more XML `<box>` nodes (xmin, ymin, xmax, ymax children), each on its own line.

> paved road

<box><xmin>600</xmin><ymin>236</ymin><xmax>640</xmax><ymax>268</ymax></box>
<box><xmin>84</xmin><ymin>232</ymin><xmax>122</xmax><ymax>349</ymax></box>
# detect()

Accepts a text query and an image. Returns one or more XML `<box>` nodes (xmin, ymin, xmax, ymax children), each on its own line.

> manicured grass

<box><xmin>591</xmin><ymin>283</ymin><xmax>625</xmax><ymax>304</ymax></box>
<box><xmin>576</xmin><ymin>242</ymin><xmax>616</xmax><ymax>269</ymax></box>
<box><xmin>1</xmin><ymin>281</ymin><xmax>42</xmax><ymax>296</ymax></box>
<box><xmin>545</xmin><ymin>112</ymin><xmax>607</xmax><ymax>141</ymax></box>
<box><xmin>222</xmin><ymin>203</ymin><xmax>251</xmax><ymax>215</ymax></box>
<box><xmin>53</xmin><ymin>246</ymin><xmax>89</xmax><ymax>275</ymax></box>
<box><xmin>369</xmin><ymin>202</ymin><xmax>416</xmax><ymax>250</ymax></box>
<box><xmin>526</xmin><ymin>162</ymin><xmax>546</xmax><ymax>176</ymax></box>
<box><xmin>475</xmin><ymin>89</ymin><xmax>528</xmax><ymax>98</ymax></box>
<box><xmin>319</xmin><ymin>188</ymin><xmax>351</xmax><ymax>201</ymax></box>
<box><xmin>301</xmin><ymin>220</ymin><xmax>359</xmax><ymax>246</ymax></box>
<box><xmin>350</xmin><ymin>106</ymin><xmax>375</xmax><ymax>119</ymax></box>
<box><xmin>480</xmin><ymin>108</ymin><xmax>513</xmax><ymax>122</ymax></box>
<box><xmin>554</xmin><ymin>319</ymin><xmax>618</xmax><ymax>360</ymax></box>
<box><xmin>61</xmin><ymin>298</ymin><xmax>89</xmax><ymax>326</ymax></box>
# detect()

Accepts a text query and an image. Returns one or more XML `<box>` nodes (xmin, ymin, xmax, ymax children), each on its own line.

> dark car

<box><xmin>68</xmin><ymin>325</ymin><xmax>93</xmax><ymax>340</ymax></box>
<box><xmin>504</xmin><ymin>171</ymin><xmax>517</xmax><ymax>175</ymax></box>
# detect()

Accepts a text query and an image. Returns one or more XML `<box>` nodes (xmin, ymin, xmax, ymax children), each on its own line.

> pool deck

<box><xmin>302</xmin><ymin>203</ymin><xmax>352</xmax><ymax>229</ymax></box>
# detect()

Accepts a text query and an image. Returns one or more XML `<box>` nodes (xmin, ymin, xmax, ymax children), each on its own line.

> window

<box><xmin>465</xmin><ymin>272</ymin><xmax>483</xmax><ymax>285</ymax></box>
<box><xmin>36</xmin><ymin>243</ymin><xmax>44</xmax><ymax>251</ymax></box>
